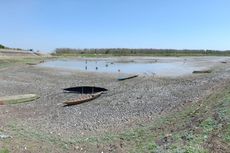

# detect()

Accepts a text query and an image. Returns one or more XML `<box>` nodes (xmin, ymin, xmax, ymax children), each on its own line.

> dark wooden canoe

<box><xmin>192</xmin><ymin>70</ymin><xmax>212</xmax><ymax>74</ymax></box>
<box><xmin>117</xmin><ymin>75</ymin><xmax>138</xmax><ymax>81</ymax></box>
<box><xmin>63</xmin><ymin>92</ymin><xmax>102</xmax><ymax>106</ymax></box>
<box><xmin>63</xmin><ymin>86</ymin><xmax>107</xmax><ymax>94</ymax></box>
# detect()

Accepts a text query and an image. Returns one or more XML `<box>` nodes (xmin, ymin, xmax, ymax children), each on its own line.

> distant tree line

<box><xmin>52</xmin><ymin>48</ymin><xmax>230</xmax><ymax>56</ymax></box>
<box><xmin>0</xmin><ymin>44</ymin><xmax>6</xmax><ymax>49</ymax></box>
<box><xmin>0</xmin><ymin>44</ymin><xmax>34</xmax><ymax>51</ymax></box>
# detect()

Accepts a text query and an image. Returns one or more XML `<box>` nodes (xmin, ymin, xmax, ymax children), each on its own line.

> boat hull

<box><xmin>117</xmin><ymin>75</ymin><xmax>138</xmax><ymax>81</ymax></box>
<box><xmin>63</xmin><ymin>92</ymin><xmax>102</xmax><ymax>106</ymax></box>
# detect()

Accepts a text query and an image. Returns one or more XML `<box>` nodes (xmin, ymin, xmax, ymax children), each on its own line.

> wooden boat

<box><xmin>0</xmin><ymin>94</ymin><xmax>39</xmax><ymax>105</ymax></box>
<box><xmin>192</xmin><ymin>70</ymin><xmax>212</xmax><ymax>74</ymax></box>
<box><xmin>63</xmin><ymin>92</ymin><xmax>102</xmax><ymax>106</ymax></box>
<box><xmin>117</xmin><ymin>75</ymin><xmax>138</xmax><ymax>81</ymax></box>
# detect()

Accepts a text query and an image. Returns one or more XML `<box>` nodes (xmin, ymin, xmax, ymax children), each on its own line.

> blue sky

<box><xmin>1</xmin><ymin>0</ymin><xmax>230</xmax><ymax>52</ymax></box>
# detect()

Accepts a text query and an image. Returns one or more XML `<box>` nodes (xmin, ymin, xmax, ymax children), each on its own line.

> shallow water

<box><xmin>39</xmin><ymin>59</ymin><xmax>206</xmax><ymax>76</ymax></box>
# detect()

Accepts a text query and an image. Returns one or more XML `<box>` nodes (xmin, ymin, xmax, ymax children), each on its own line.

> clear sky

<box><xmin>1</xmin><ymin>0</ymin><xmax>230</xmax><ymax>52</ymax></box>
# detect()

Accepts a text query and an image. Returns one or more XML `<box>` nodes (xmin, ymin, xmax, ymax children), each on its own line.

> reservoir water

<box><xmin>38</xmin><ymin>58</ymin><xmax>210</xmax><ymax>77</ymax></box>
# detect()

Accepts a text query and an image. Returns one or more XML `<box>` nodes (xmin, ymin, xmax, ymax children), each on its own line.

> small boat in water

<box><xmin>192</xmin><ymin>70</ymin><xmax>212</xmax><ymax>74</ymax></box>
<box><xmin>117</xmin><ymin>75</ymin><xmax>138</xmax><ymax>81</ymax></box>
<box><xmin>63</xmin><ymin>92</ymin><xmax>103</xmax><ymax>106</ymax></box>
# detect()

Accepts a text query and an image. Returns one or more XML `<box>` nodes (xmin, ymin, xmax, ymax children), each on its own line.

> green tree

<box><xmin>0</xmin><ymin>44</ymin><xmax>5</xmax><ymax>49</ymax></box>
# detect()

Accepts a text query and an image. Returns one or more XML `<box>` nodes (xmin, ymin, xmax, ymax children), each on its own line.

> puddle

<box><xmin>38</xmin><ymin>59</ymin><xmax>208</xmax><ymax>77</ymax></box>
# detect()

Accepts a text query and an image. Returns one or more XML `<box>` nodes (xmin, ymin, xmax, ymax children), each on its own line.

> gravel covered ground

<box><xmin>0</xmin><ymin>56</ymin><xmax>230</xmax><ymax>143</ymax></box>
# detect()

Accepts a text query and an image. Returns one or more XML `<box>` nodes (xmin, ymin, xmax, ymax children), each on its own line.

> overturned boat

<box><xmin>0</xmin><ymin>94</ymin><xmax>39</xmax><ymax>105</ymax></box>
<box><xmin>63</xmin><ymin>86</ymin><xmax>108</xmax><ymax>94</ymax></box>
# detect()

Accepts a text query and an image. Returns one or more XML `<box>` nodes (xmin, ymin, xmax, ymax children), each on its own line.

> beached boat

<box><xmin>117</xmin><ymin>75</ymin><xmax>138</xmax><ymax>81</ymax></box>
<box><xmin>63</xmin><ymin>92</ymin><xmax>102</xmax><ymax>106</ymax></box>
<box><xmin>0</xmin><ymin>94</ymin><xmax>39</xmax><ymax>105</ymax></box>
<box><xmin>192</xmin><ymin>70</ymin><xmax>212</xmax><ymax>74</ymax></box>
<box><xmin>63</xmin><ymin>86</ymin><xmax>107</xmax><ymax>94</ymax></box>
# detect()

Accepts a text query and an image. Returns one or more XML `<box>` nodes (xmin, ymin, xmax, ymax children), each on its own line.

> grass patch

<box><xmin>0</xmin><ymin>148</ymin><xmax>9</xmax><ymax>153</ymax></box>
<box><xmin>120</xmin><ymin>85</ymin><xmax>230</xmax><ymax>152</ymax></box>
<box><xmin>5</xmin><ymin>123</ymin><xmax>72</xmax><ymax>152</ymax></box>
<box><xmin>0</xmin><ymin>56</ymin><xmax>48</xmax><ymax>69</ymax></box>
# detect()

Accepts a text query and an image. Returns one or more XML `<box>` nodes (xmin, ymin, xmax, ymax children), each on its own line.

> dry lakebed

<box><xmin>0</xmin><ymin>56</ymin><xmax>230</xmax><ymax>152</ymax></box>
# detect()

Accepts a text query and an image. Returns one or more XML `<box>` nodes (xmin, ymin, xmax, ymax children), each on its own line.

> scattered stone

<box><xmin>74</xmin><ymin>146</ymin><xmax>79</xmax><ymax>150</ymax></box>
<box><xmin>0</xmin><ymin>132</ymin><xmax>11</xmax><ymax>139</ymax></box>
